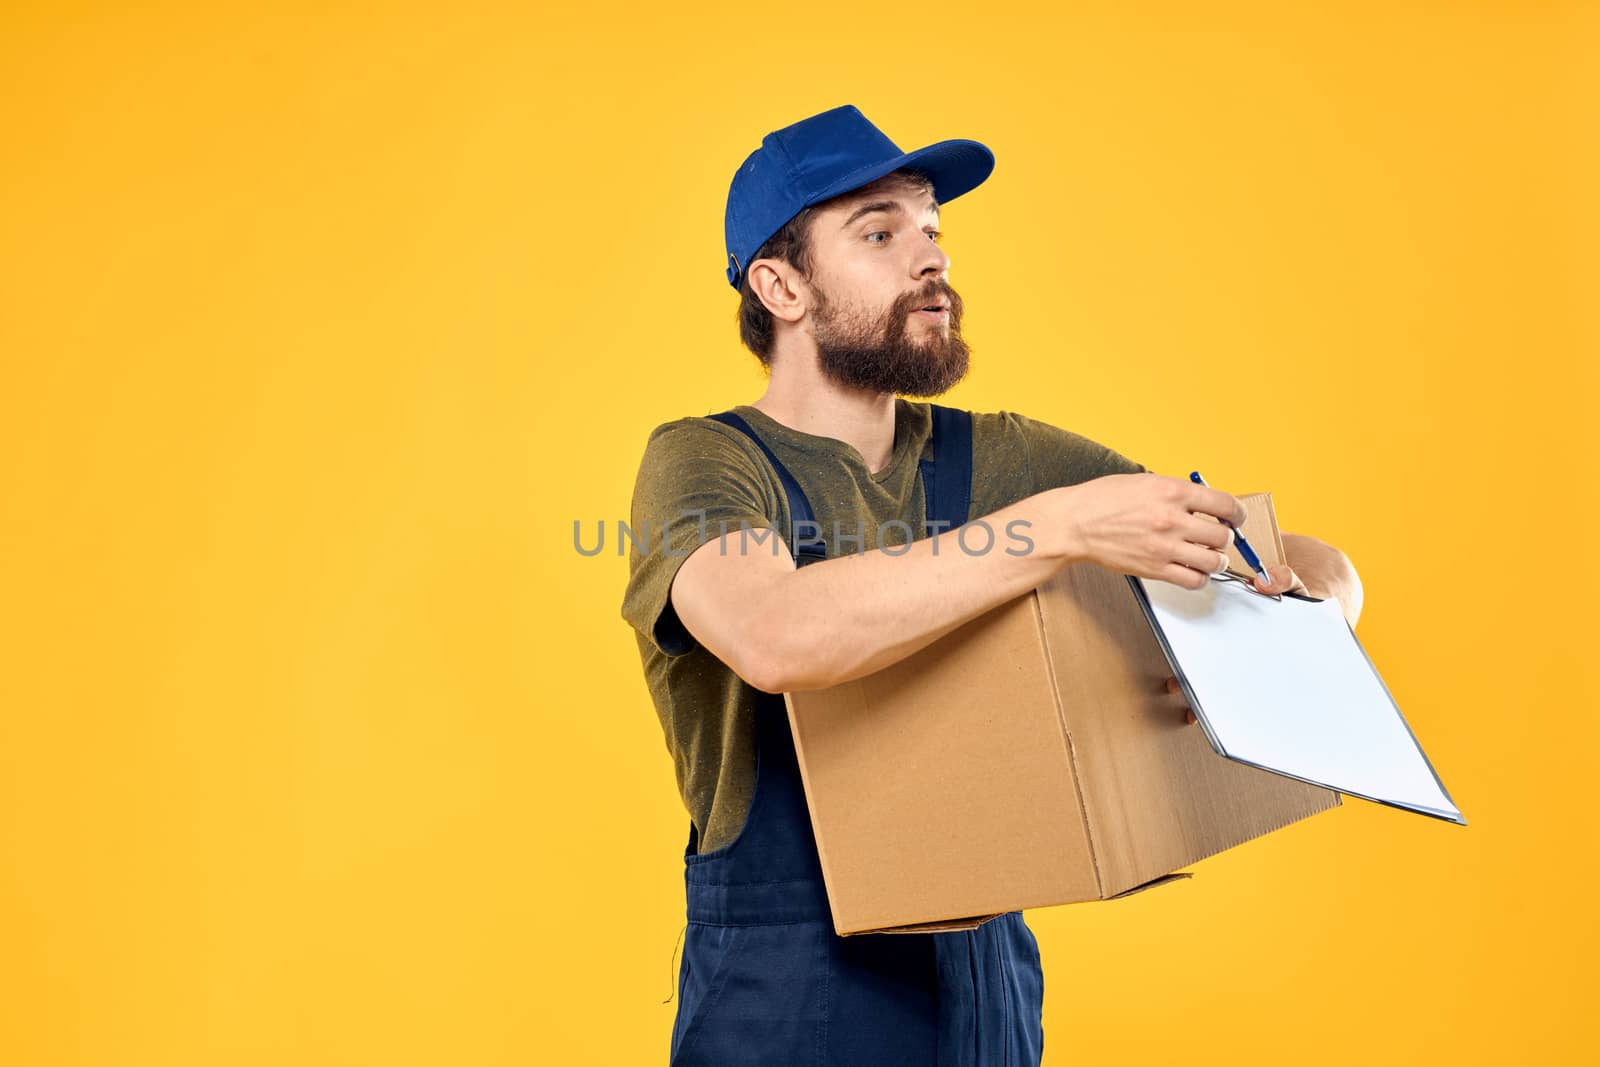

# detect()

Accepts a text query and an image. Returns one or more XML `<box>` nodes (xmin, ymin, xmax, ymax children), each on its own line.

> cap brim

<box><xmin>803</xmin><ymin>137</ymin><xmax>995</xmax><ymax>209</ymax></box>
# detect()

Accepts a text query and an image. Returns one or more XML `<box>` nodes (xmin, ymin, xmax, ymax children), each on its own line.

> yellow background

<box><xmin>2</xmin><ymin>2</ymin><xmax>1595</xmax><ymax>1064</ymax></box>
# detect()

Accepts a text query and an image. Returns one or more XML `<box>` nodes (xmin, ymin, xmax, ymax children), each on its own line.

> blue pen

<box><xmin>1189</xmin><ymin>471</ymin><xmax>1273</xmax><ymax>589</ymax></box>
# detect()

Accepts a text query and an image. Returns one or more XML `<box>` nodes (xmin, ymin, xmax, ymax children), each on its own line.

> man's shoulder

<box><xmin>970</xmin><ymin>407</ymin><xmax>1117</xmax><ymax>448</ymax></box>
<box><xmin>962</xmin><ymin>405</ymin><xmax>1144</xmax><ymax>485</ymax></box>
<box><xmin>912</xmin><ymin>402</ymin><xmax>1031</xmax><ymax>439</ymax></box>
<box><xmin>627</xmin><ymin>413</ymin><xmax>783</xmax><ymax>510</ymax></box>
<box><xmin>965</xmin><ymin>407</ymin><xmax>1063</xmax><ymax>445</ymax></box>
<box><xmin>634</xmin><ymin>412</ymin><xmax>768</xmax><ymax>461</ymax></box>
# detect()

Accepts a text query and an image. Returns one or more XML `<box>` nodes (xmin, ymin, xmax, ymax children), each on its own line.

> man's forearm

<box><xmin>1282</xmin><ymin>532</ymin><xmax>1363</xmax><ymax>627</ymax></box>
<box><xmin>753</xmin><ymin>492</ymin><xmax>1072</xmax><ymax>692</ymax></box>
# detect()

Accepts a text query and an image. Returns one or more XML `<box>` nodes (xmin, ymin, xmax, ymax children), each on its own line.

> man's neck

<box><xmin>750</xmin><ymin>370</ymin><xmax>898</xmax><ymax>476</ymax></box>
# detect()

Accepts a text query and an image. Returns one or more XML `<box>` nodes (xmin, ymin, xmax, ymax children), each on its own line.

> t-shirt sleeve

<box><xmin>1012</xmin><ymin>411</ymin><xmax>1147</xmax><ymax>491</ymax></box>
<box><xmin>620</xmin><ymin>418</ymin><xmax>781</xmax><ymax>658</ymax></box>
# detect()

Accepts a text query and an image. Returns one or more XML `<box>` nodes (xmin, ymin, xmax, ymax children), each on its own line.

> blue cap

<box><xmin>723</xmin><ymin>104</ymin><xmax>995</xmax><ymax>290</ymax></box>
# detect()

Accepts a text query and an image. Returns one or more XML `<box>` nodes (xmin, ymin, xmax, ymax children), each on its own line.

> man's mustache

<box><xmin>899</xmin><ymin>283</ymin><xmax>964</xmax><ymax>319</ymax></box>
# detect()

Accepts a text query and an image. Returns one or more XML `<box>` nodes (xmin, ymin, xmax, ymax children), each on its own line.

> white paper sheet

<box><xmin>1132</xmin><ymin>575</ymin><xmax>1463</xmax><ymax>824</ymax></box>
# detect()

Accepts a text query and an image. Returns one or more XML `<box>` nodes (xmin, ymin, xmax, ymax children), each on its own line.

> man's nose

<box><xmin>915</xmin><ymin>235</ymin><xmax>950</xmax><ymax>279</ymax></box>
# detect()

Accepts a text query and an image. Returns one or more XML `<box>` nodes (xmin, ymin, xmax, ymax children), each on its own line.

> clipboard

<box><xmin>1127</xmin><ymin>568</ymin><xmax>1466</xmax><ymax>826</ymax></box>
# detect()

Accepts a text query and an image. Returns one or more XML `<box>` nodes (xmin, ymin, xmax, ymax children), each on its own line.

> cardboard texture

<box><xmin>784</xmin><ymin>493</ymin><xmax>1342</xmax><ymax>936</ymax></box>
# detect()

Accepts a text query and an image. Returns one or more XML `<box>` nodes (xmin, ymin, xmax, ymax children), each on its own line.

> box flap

<box><xmin>1107</xmin><ymin>871</ymin><xmax>1194</xmax><ymax>900</ymax></box>
<box><xmin>854</xmin><ymin>913</ymin><xmax>1003</xmax><ymax>936</ymax></box>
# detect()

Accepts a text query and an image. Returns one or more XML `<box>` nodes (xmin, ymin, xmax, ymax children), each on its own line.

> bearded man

<box><xmin>621</xmin><ymin>104</ymin><xmax>1360</xmax><ymax>1066</ymax></box>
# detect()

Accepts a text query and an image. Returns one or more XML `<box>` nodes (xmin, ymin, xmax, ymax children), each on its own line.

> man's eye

<box><xmin>865</xmin><ymin>230</ymin><xmax>941</xmax><ymax>244</ymax></box>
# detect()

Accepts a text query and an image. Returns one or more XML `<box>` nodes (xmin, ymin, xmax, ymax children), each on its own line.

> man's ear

<box><xmin>748</xmin><ymin>259</ymin><xmax>808</xmax><ymax>324</ymax></box>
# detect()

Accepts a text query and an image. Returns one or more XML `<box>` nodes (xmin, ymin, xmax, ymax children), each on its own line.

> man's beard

<box><xmin>808</xmin><ymin>278</ymin><xmax>970</xmax><ymax>398</ymax></box>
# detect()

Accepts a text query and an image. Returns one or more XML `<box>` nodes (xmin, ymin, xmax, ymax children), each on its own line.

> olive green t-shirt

<box><xmin>620</xmin><ymin>399</ymin><xmax>1144</xmax><ymax>855</ymax></box>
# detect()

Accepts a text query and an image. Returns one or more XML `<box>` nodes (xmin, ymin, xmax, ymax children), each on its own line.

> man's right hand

<box><xmin>667</xmin><ymin>470</ymin><xmax>1251</xmax><ymax>694</ymax></box>
<box><xmin>1044</xmin><ymin>473</ymin><xmax>1247</xmax><ymax>589</ymax></box>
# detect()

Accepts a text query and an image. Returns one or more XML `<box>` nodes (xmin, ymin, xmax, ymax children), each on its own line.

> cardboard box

<box><xmin>784</xmin><ymin>493</ymin><xmax>1342</xmax><ymax>936</ymax></box>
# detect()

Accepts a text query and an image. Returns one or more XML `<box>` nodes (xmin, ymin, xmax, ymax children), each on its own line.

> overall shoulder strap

<box><xmin>704</xmin><ymin>411</ymin><xmax>829</xmax><ymax>566</ymax></box>
<box><xmin>919</xmin><ymin>404</ymin><xmax>974</xmax><ymax>529</ymax></box>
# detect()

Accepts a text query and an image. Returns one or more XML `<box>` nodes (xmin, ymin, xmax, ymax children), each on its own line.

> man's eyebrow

<box><xmin>839</xmin><ymin>198</ymin><xmax>940</xmax><ymax>230</ymax></box>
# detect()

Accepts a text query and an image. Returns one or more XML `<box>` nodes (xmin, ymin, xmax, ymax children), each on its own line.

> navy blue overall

<box><xmin>668</xmin><ymin>404</ymin><xmax>1045</xmax><ymax>1066</ymax></box>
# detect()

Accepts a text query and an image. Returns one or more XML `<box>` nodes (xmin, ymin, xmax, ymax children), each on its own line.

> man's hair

<box><xmin>736</xmin><ymin>169</ymin><xmax>935</xmax><ymax>365</ymax></box>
